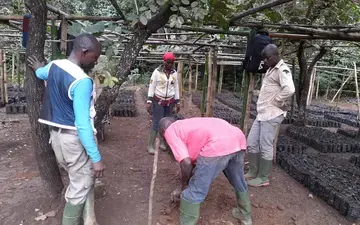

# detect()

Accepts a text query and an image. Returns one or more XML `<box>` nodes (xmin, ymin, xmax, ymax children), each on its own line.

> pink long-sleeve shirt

<box><xmin>164</xmin><ymin>117</ymin><xmax>247</xmax><ymax>163</ymax></box>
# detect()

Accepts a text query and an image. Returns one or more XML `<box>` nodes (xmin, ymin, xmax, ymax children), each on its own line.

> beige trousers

<box><xmin>49</xmin><ymin>129</ymin><xmax>95</xmax><ymax>205</ymax></box>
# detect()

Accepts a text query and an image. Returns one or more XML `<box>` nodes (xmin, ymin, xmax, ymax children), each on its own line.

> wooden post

<box><xmin>188</xmin><ymin>60</ymin><xmax>192</xmax><ymax>107</ymax></box>
<box><xmin>209</xmin><ymin>47</ymin><xmax>218</xmax><ymax>116</ymax></box>
<box><xmin>331</xmin><ymin>74</ymin><xmax>352</xmax><ymax>103</ymax></box>
<box><xmin>338</xmin><ymin>74</ymin><xmax>345</xmax><ymax>100</ymax></box>
<box><xmin>309</xmin><ymin>68</ymin><xmax>317</xmax><ymax>105</ymax></box>
<box><xmin>0</xmin><ymin>50</ymin><xmax>3</xmax><ymax>105</ymax></box>
<box><xmin>177</xmin><ymin>60</ymin><xmax>184</xmax><ymax>107</ymax></box>
<box><xmin>60</xmin><ymin>17</ymin><xmax>68</xmax><ymax>55</ymax></box>
<box><xmin>218</xmin><ymin>65</ymin><xmax>224</xmax><ymax>94</ymax></box>
<box><xmin>315</xmin><ymin>75</ymin><xmax>320</xmax><ymax>99</ymax></box>
<box><xmin>195</xmin><ymin>64</ymin><xmax>199</xmax><ymax>91</ymax></box>
<box><xmin>51</xmin><ymin>18</ymin><xmax>58</xmax><ymax>60</ymax></box>
<box><xmin>3</xmin><ymin>51</ymin><xmax>7</xmax><ymax>103</ymax></box>
<box><xmin>240</xmin><ymin>71</ymin><xmax>249</xmax><ymax>130</ymax></box>
<box><xmin>306</xmin><ymin>67</ymin><xmax>316</xmax><ymax>106</ymax></box>
<box><xmin>205</xmin><ymin>48</ymin><xmax>214</xmax><ymax>117</ymax></box>
<box><xmin>17</xmin><ymin>52</ymin><xmax>20</xmax><ymax>101</ymax></box>
<box><xmin>354</xmin><ymin>62</ymin><xmax>360</xmax><ymax>119</ymax></box>
<box><xmin>11</xmin><ymin>52</ymin><xmax>15</xmax><ymax>84</ymax></box>
<box><xmin>201</xmin><ymin>58</ymin><xmax>208</xmax><ymax>116</ymax></box>
<box><xmin>290</xmin><ymin>59</ymin><xmax>296</xmax><ymax>121</ymax></box>
<box><xmin>244</xmin><ymin>73</ymin><xmax>255</xmax><ymax>135</ymax></box>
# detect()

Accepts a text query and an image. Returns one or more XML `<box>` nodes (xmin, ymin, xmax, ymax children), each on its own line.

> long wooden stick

<box><xmin>354</xmin><ymin>62</ymin><xmax>360</xmax><ymax>120</ymax></box>
<box><xmin>331</xmin><ymin>74</ymin><xmax>352</xmax><ymax>103</ymax></box>
<box><xmin>148</xmin><ymin>138</ymin><xmax>160</xmax><ymax>225</ymax></box>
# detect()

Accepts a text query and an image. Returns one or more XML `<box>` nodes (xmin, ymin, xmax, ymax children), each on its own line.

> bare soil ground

<box><xmin>0</xmin><ymin>86</ymin><xmax>358</xmax><ymax>225</ymax></box>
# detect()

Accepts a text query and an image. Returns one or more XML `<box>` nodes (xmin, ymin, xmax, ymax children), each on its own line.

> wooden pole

<box><xmin>218</xmin><ymin>65</ymin><xmax>224</xmax><ymax>94</ymax></box>
<box><xmin>177</xmin><ymin>60</ymin><xmax>184</xmax><ymax>107</ymax></box>
<box><xmin>354</xmin><ymin>62</ymin><xmax>360</xmax><ymax>119</ymax></box>
<box><xmin>315</xmin><ymin>76</ymin><xmax>320</xmax><ymax>99</ymax></box>
<box><xmin>205</xmin><ymin>48</ymin><xmax>214</xmax><ymax>117</ymax></box>
<box><xmin>60</xmin><ymin>17</ymin><xmax>68</xmax><ymax>55</ymax></box>
<box><xmin>16</xmin><ymin>52</ymin><xmax>20</xmax><ymax>101</ymax></box>
<box><xmin>11</xmin><ymin>52</ymin><xmax>15</xmax><ymax>84</ymax></box>
<box><xmin>195</xmin><ymin>64</ymin><xmax>198</xmax><ymax>91</ymax></box>
<box><xmin>209</xmin><ymin>47</ymin><xmax>218</xmax><ymax>116</ymax></box>
<box><xmin>331</xmin><ymin>74</ymin><xmax>352</xmax><ymax>103</ymax></box>
<box><xmin>306</xmin><ymin>68</ymin><xmax>316</xmax><ymax>106</ymax></box>
<box><xmin>290</xmin><ymin>59</ymin><xmax>296</xmax><ymax>121</ymax></box>
<box><xmin>3</xmin><ymin>52</ymin><xmax>7</xmax><ymax>103</ymax></box>
<box><xmin>188</xmin><ymin>60</ymin><xmax>193</xmax><ymax>107</ymax></box>
<box><xmin>244</xmin><ymin>73</ymin><xmax>255</xmax><ymax>135</ymax></box>
<box><xmin>338</xmin><ymin>74</ymin><xmax>345</xmax><ymax>100</ymax></box>
<box><xmin>51</xmin><ymin>18</ymin><xmax>58</xmax><ymax>60</ymax></box>
<box><xmin>148</xmin><ymin>138</ymin><xmax>160</xmax><ymax>225</ymax></box>
<box><xmin>0</xmin><ymin>50</ymin><xmax>3</xmax><ymax>105</ymax></box>
<box><xmin>201</xmin><ymin>58</ymin><xmax>208</xmax><ymax>116</ymax></box>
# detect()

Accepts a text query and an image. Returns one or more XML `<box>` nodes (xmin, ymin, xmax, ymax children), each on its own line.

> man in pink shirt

<box><xmin>158</xmin><ymin>117</ymin><xmax>252</xmax><ymax>225</ymax></box>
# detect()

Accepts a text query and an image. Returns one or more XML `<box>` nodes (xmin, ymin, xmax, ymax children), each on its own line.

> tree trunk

<box><xmin>95</xmin><ymin>4</ymin><xmax>174</xmax><ymax>128</ymax></box>
<box><xmin>296</xmin><ymin>42</ymin><xmax>326</xmax><ymax>126</ymax></box>
<box><xmin>24</xmin><ymin>0</ymin><xmax>64</xmax><ymax>195</ymax></box>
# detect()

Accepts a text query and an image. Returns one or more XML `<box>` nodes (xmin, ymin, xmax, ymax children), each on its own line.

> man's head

<box><xmin>71</xmin><ymin>33</ymin><xmax>101</xmax><ymax>73</ymax></box>
<box><xmin>261</xmin><ymin>44</ymin><xmax>280</xmax><ymax>68</ymax></box>
<box><xmin>163</xmin><ymin>52</ymin><xmax>175</xmax><ymax>71</ymax></box>
<box><xmin>158</xmin><ymin>117</ymin><xmax>176</xmax><ymax>138</ymax></box>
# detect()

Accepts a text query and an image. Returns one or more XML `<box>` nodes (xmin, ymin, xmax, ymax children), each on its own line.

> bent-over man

<box><xmin>146</xmin><ymin>52</ymin><xmax>180</xmax><ymax>154</ymax></box>
<box><xmin>27</xmin><ymin>33</ymin><xmax>105</xmax><ymax>225</ymax></box>
<box><xmin>246</xmin><ymin>44</ymin><xmax>295</xmax><ymax>187</ymax></box>
<box><xmin>158</xmin><ymin>117</ymin><xmax>252</xmax><ymax>225</ymax></box>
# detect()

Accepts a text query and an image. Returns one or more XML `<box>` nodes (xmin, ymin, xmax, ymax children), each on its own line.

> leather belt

<box><xmin>154</xmin><ymin>95</ymin><xmax>175</xmax><ymax>106</ymax></box>
<box><xmin>51</xmin><ymin>126</ymin><xmax>78</xmax><ymax>135</ymax></box>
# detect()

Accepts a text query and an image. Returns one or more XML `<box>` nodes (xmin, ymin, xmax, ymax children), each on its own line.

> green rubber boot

<box><xmin>247</xmin><ymin>158</ymin><xmax>272</xmax><ymax>187</ymax></box>
<box><xmin>232</xmin><ymin>191</ymin><xmax>252</xmax><ymax>225</ymax></box>
<box><xmin>83</xmin><ymin>187</ymin><xmax>99</xmax><ymax>225</ymax></box>
<box><xmin>180</xmin><ymin>198</ymin><xmax>200</xmax><ymax>225</ymax></box>
<box><xmin>62</xmin><ymin>202</ymin><xmax>85</xmax><ymax>225</ymax></box>
<box><xmin>147</xmin><ymin>129</ymin><xmax>157</xmax><ymax>155</ymax></box>
<box><xmin>244</xmin><ymin>153</ymin><xmax>260</xmax><ymax>180</ymax></box>
<box><xmin>159</xmin><ymin>137</ymin><xmax>167</xmax><ymax>152</ymax></box>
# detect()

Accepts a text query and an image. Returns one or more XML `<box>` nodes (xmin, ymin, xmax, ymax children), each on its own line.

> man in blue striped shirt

<box><xmin>27</xmin><ymin>33</ymin><xmax>104</xmax><ymax>225</ymax></box>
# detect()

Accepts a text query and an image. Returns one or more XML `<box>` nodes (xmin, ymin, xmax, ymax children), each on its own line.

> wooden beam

<box><xmin>0</xmin><ymin>15</ymin><xmax>123</xmax><ymax>21</ymax></box>
<box><xmin>331</xmin><ymin>74</ymin><xmax>352</xmax><ymax>103</ymax></box>
<box><xmin>210</xmin><ymin>47</ymin><xmax>218</xmax><ymax>116</ymax></box>
<box><xmin>3</xmin><ymin>52</ymin><xmax>7</xmax><ymax>104</ymax></box>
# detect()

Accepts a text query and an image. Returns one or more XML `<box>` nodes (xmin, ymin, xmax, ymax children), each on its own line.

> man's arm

<box><xmin>147</xmin><ymin>70</ymin><xmax>158</xmax><ymax>103</ymax></box>
<box><xmin>274</xmin><ymin>67</ymin><xmax>295</xmax><ymax>107</ymax></box>
<box><xmin>72</xmin><ymin>78</ymin><xmax>104</xmax><ymax>177</ymax></box>
<box><xmin>164</xmin><ymin>128</ymin><xmax>192</xmax><ymax>188</ymax></box>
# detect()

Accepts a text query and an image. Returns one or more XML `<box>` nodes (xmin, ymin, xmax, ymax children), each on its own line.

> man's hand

<box><xmin>27</xmin><ymin>55</ymin><xmax>44</xmax><ymax>72</ymax></box>
<box><xmin>176</xmin><ymin>103</ymin><xmax>180</xmax><ymax>113</ymax></box>
<box><xmin>93</xmin><ymin>160</ymin><xmax>105</xmax><ymax>178</ymax></box>
<box><xmin>170</xmin><ymin>187</ymin><xmax>182</xmax><ymax>203</ymax></box>
<box><xmin>180</xmin><ymin>157</ymin><xmax>193</xmax><ymax>189</ymax></box>
<box><xmin>147</xmin><ymin>102</ymin><xmax>152</xmax><ymax>115</ymax></box>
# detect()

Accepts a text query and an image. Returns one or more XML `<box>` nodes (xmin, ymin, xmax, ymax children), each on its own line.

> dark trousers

<box><xmin>152</xmin><ymin>101</ymin><xmax>174</xmax><ymax>131</ymax></box>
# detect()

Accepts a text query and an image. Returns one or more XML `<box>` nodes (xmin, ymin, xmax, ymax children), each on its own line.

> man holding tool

<box><xmin>158</xmin><ymin>117</ymin><xmax>252</xmax><ymax>225</ymax></box>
